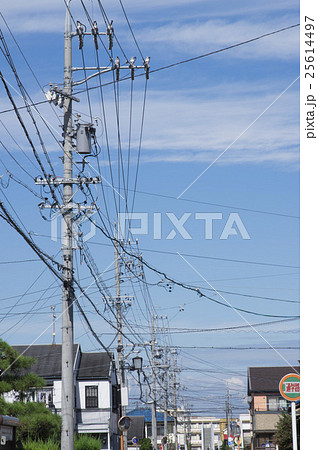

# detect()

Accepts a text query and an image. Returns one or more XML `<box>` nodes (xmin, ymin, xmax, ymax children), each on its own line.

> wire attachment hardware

<box><xmin>114</xmin><ymin>56</ymin><xmax>120</xmax><ymax>81</ymax></box>
<box><xmin>45</xmin><ymin>84</ymin><xmax>80</xmax><ymax>107</ymax></box>
<box><xmin>76</xmin><ymin>21</ymin><xmax>86</xmax><ymax>49</ymax></box>
<box><xmin>91</xmin><ymin>21</ymin><xmax>99</xmax><ymax>50</ymax></box>
<box><xmin>129</xmin><ymin>57</ymin><xmax>136</xmax><ymax>80</ymax></box>
<box><xmin>143</xmin><ymin>56</ymin><xmax>150</xmax><ymax>80</ymax></box>
<box><xmin>107</xmin><ymin>20</ymin><xmax>114</xmax><ymax>50</ymax></box>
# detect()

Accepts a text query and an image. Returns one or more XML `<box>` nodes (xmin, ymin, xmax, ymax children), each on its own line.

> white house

<box><xmin>11</xmin><ymin>344</ymin><xmax>120</xmax><ymax>450</ymax></box>
<box><xmin>176</xmin><ymin>412</ymin><xmax>251</xmax><ymax>450</ymax></box>
<box><xmin>177</xmin><ymin>415</ymin><xmax>221</xmax><ymax>450</ymax></box>
<box><xmin>238</xmin><ymin>413</ymin><xmax>252</xmax><ymax>449</ymax></box>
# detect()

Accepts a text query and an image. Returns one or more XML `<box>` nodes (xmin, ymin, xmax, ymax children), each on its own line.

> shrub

<box><xmin>74</xmin><ymin>434</ymin><xmax>101</xmax><ymax>450</ymax></box>
<box><xmin>140</xmin><ymin>437</ymin><xmax>152</xmax><ymax>450</ymax></box>
<box><xmin>22</xmin><ymin>438</ymin><xmax>59</xmax><ymax>450</ymax></box>
<box><xmin>4</xmin><ymin>402</ymin><xmax>61</xmax><ymax>442</ymax></box>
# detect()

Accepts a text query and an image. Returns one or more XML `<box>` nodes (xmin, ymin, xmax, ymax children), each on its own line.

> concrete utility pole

<box><xmin>201</xmin><ymin>422</ymin><xmax>205</xmax><ymax>450</ymax></box>
<box><xmin>151</xmin><ymin>313</ymin><xmax>158</xmax><ymax>450</ymax></box>
<box><xmin>186</xmin><ymin>408</ymin><xmax>191</xmax><ymax>450</ymax></box>
<box><xmin>182</xmin><ymin>404</ymin><xmax>187</xmax><ymax>450</ymax></box>
<box><xmin>34</xmin><ymin>4</ymin><xmax>150</xmax><ymax>449</ymax></box>
<box><xmin>172</xmin><ymin>351</ymin><xmax>178</xmax><ymax>450</ymax></box>
<box><xmin>61</xmin><ymin>2</ymin><xmax>74</xmax><ymax>448</ymax></box>
<box><xmin>210</xmin><ymin>421</ymin><xmax>215</xmax><ymax>450</ymax></box>
<box><xmin>225</xmin><ymin>388</ymin><xmax>230</xmax><ymax>448</ymax></box>
<box><xmin>163</xmin><ymin>345</ymin><xmax>168</xmax><ymax>450</ymax></box>
<box><xmin>114</xmin><ymin>237</ymin><xmax>128</xmax><ymax>450</ymax></box>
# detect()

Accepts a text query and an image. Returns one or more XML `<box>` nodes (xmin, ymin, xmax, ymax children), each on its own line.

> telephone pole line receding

<box><xmin>36</xmin><ymin>3</ymin><xmax>149</xmax><ymax>448</ymax></box>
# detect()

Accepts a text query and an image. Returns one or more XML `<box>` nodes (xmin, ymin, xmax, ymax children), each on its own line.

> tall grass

<box><xmin>22</xmin><ymin>438</ymin><xmax>59</xmax><ymax>450</ymax></box>
<box><xmin>74</xmin><ymin>434</ymin><xmax>101</xmax><ymax>449</ymax></box>
<box><xmin>22</xmin><ymin>434</ymin><xmax>102</xmax><ymax>450</ymax></box>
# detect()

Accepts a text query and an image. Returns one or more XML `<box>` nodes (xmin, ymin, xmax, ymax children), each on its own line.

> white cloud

<box><xmin>1</xmin><ymin>0</ymin><xmax>299</xmax><ymax>40</ymax></box>
<box><xmin>1</xmin><ymin>0</ymin><xmax>298</xmax><ymax>18</ymax></box>
<box><xmin>0</xmin><ymin>75</ymin><xmax>299</xmax><ymax>168</ymax></box>
<box><xmin>225</xmin><ymin>376</ymin><xmax>245</xmax><ymax>388</ymax></box>
<box><xmin>139</xmin><ymin>18</ymin><xmax>299</xmax><ymax>60</ymax></box>
<box><xmin>135</xmin><ymin>80</ymin><xmax>299</xmax><ymax>165</ymax></box>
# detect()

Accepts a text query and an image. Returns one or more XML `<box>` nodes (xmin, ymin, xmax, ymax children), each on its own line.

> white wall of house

<box><xmin>78</xmin><ymin>380</ymin><xmax>110</xmax><ymax>410</ymax></box>
<box><xmin>76</xmin><ymin>380</ymin><xmax>112</xmax><ymax>434</ymax></box>
<box><xmin>176</xmin><ymin>415</ymin><xmax>221</xmax><ymax>450</ymax></box>
<box><xmin>3</xmin><ymin>391</ymin><xmax>16</xmax><ymax>403</ymax></box>
<box><xmin>239</xmin><ymin>413</ymin><xmax>251</xmax><ymax>448</ymax></box>
<box><xmin>4</xmin><ymin>386</ymin><xmax>55</xmax><ymax>405</ymax></box>
<box><xmin>53</xmin><ymin>380</ymin><xmax>62</xmax><ymax>410</ymax></box>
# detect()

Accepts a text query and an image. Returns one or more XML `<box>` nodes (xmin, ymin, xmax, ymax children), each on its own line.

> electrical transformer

<box><xmin>76</xmin><ymin>123</ymin><xmax>95</xmax><ymax>154</ymax></box>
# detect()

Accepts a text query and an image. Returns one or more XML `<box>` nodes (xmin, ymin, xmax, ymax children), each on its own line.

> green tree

<box><xmin>0</xmin><ymin>340</ymin><xmax>61</xmax><ymax>443</ymax></box>
<box><xmin>2</xmin><ymin>401</ymin><xmax>61</xmax><ymax>442</ymax></box>
<box><xmin>274</xmin><ymin>412</ymin><xmax>292</xmax><ymax>450</ymax></box>
<box><xmin>0</xmin><ymin>339</ymin><xmax>45</xmax><ymax>401</ymax></box>
<box><xmin>140</xmin><ymin>438</ymin><xmax>152</xmax><ymax>450</ymax></box>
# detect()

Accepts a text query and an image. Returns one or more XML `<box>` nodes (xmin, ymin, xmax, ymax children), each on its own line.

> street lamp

<box><xmin>132</xmin><ymin>356</ymin><xmax>143</xmax><ymax>371</ymax></box>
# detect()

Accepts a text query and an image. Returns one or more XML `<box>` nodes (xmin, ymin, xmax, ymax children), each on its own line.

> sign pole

<box><xmin>291</xmin><ymin>401</ymin><xmax>298</xmax><ymax>450</ymax></box>
<box><xmin>278</xmin><ymin>373</ymin><xmax>300</xmax><ymax>450</ymax></box>
<box><xmin>118</xmin><ymin>416</ymin><xmax>131</xmax><ymax>450</ymax></box>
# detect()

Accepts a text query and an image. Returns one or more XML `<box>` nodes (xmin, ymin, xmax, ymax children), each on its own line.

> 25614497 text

<box><xmin>304</xmin><ymin>16</ymin><xmax>316</xmax><ymax>138</ymax></box>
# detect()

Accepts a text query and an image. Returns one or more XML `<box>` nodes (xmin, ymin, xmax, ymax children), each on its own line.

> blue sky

<box><xmin>0</xmin><ymin>0</ymin><xmax>300</xmax><ymax>416</ymax></box>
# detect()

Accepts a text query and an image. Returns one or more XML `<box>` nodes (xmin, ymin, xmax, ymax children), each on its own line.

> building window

<box><xmin>255</xmin><ymin>434</ymin><xmax>275</xmax><ymax>448</ymax></box>
<box><xmin>112</xmin><ymin>385</ymin><xmax>118</xmax><ymax>412</ymax></box>
<box><xmin>268</xmin><ymin>396</ymin><xmax>288</xmax><ymax>412</ymax></box>
<box><xmin>85</xmin><ymin>385</ymin><xmax>98</xmax><ymax>409</ymax></box>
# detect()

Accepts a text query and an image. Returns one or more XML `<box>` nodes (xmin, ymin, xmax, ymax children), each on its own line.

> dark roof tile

<box><xmin>127</xmin><ymin>416</ymin><xmax>145</xmax><ymax>441</ymax></box>
<box><xmin>13</xmin><ymin>344</ymin><xmax>79</xmax><ymax>379</ymax></box>
<box><xmin>248</xmin><ymin>366</ymin><xmax>300</xmax><ymax>394</ymax></box>
<box><xmin>12</xmin><ymin>345</ymin><xmax>113</xmax><ymax>381</ymax></box>
<box><xmin>77</xmin><ymin>352</ymin><xmax>112</xmax><ymax>379</ymax></box>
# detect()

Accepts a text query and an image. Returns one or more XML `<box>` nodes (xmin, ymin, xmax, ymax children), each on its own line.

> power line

<box><xmin>74</xmin><ymin>23</ymin><xmax>300</xmax><ymax>96</ymax></box>
<box><xmin>74</xmin><ymin>221</ymin><xmax>300</xmax><ymax>319</ymax></box>
<box><xmin>174</xmin><ymin>345</ymin><xmax>299</xmax><ymax>350</ymax></box>
<box><xmin>0</xmin><ymin>258</ymin><xmax>44</xmax><ymax>264</ymax></box>
<box><xmin>115</xmin><ymin>0</ymin><xmax>144</xmax><ymax>61</ymax></box>
<box><xmin>117</xmin><ymin>187</ymin><xmax>299</xmax><ymax>220</ymax></box>
<box><xmin>89</xmin><ymin>238</ymin><xmax>299</xmax><ymax>269</ymax></box>
<box><xmin>0</xmin><ymin>24</ymin><xmax>300</xmax><ymax>115</ymax></box>
<box><xmin>150</xmin><ymin>24</ymin><xmax>300</xmax><ymax>74</ymax></box>
<box><xmin>99</xmin><ymin>317</ymin><xmax>298</xmax><ymax>334</ymax></box>
<box><xmin>0</xmin><ymin>31</ymin><xmax>62</xmax><ymax>198</ymax></box>
<box><xmin>0</xmin><ymin>72</ymin><xmax>60</xmax><ymax>206</ymax></box>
